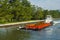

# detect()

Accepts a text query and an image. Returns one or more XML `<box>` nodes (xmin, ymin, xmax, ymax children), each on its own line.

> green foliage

<box><xmin>0</xmin><ymin>0</ymin><xmax>60</xmax><ymax>23</ymax></box>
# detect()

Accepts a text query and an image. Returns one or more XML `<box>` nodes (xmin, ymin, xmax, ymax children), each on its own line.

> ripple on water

<box><xmin>28</xmin><ymin>23</ymin><xmax>60</xmax><ymax>40</ymax></box>
<box><xmin>0</xmin><ymin>27</ymin><xmax>31</xmax><ymax>40</ymax></box>
<box><xmin>0</xmin><ymin>22</ymin><xmax>60</xmax><ymax>40</ymax></box>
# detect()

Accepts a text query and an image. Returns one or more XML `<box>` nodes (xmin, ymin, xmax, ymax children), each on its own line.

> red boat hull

<box><xmin>25</xmin><ymin>23</ymin><xmax>51</xmax><ymax>30</ymax></box>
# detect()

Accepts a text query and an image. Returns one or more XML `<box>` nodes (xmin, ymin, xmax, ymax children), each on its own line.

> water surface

<box><xmin>0</xmin><ymin>22</ymin><xmax>60</xmax><ymax>40</ymax></box>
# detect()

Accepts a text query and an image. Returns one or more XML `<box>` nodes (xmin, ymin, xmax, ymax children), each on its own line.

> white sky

<box><xmin>29</xmin><ymin>0</ymin><xmax>60</xmax><ymax>10</ymax></box>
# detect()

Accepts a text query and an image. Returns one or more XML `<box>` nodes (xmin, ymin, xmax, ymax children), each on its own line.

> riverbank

<box><xmin>0</xmin><ymin>20</ymin><xmax>44</xmax><ymax>27</ymax></box>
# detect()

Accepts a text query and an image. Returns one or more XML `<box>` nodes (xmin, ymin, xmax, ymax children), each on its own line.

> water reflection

<box><xmin>28</xmin><ymin>24</ymin><xmax>60</xmax><ymax>40</ymax></box>
<box><xmin>0</xmin><ymin>27</ymin><xmax>30</xmax><ymax>40</ymax></box>
<box><xmin>0</xmin><ymin>23</ymin><xmax>60</xmax><ymax>40</ymax></box>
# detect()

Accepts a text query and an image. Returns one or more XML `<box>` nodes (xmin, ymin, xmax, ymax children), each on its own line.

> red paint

<box><xmin>25</xmin><ymin>23</ymin><xmax>51</xmax><ymax>30</ymax></box>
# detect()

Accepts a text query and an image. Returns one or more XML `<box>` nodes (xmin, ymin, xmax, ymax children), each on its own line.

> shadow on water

<box><xmin>0</xmin><ymin>27</ymin><xmax>30</xmax><ymax>40</ymax></box>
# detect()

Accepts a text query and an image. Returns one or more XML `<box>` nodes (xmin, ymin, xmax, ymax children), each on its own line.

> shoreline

<box><xmin>0</xmin><ymin>20</ymin><xmax>44</xmax><ymax>27</ymax></box>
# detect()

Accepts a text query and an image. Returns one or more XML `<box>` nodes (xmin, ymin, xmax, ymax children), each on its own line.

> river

<box><xmin>0</xmin><ymin>21</ymin><xmax>60</xmax><ymax>40</ymax></box>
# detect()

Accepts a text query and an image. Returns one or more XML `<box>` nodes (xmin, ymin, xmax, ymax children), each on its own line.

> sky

<box><xmin>29</xmin><ymin>0</ymin><xmax>60</xmax><ymax>10</ymax></box>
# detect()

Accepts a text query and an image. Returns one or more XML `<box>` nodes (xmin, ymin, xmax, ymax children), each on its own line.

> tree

<box><xmin>43</xmin><ymin>10</ymin><xmax>49</xmax><ymax>19</ymax></box>
<box><xmin>33</xmin><ymin>7</ymin><xmax>44</xmax><ymax>20</ymax></box>
<box><xmin>0</xmin><ymin>0</ymin><xmax>60</xmax><ymax>23</ymax></box>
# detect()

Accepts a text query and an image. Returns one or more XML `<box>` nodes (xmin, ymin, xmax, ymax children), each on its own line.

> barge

<box><xmin>25</xmin><ymin>15</ymin><xmax>53</xmax><ymax>30</ymax></box>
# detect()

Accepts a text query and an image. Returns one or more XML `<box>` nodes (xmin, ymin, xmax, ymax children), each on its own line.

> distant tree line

<box><xmin>0</xmin><ymin>0</ymin><xmax>60</xmax><ymax>23</ymax></box>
